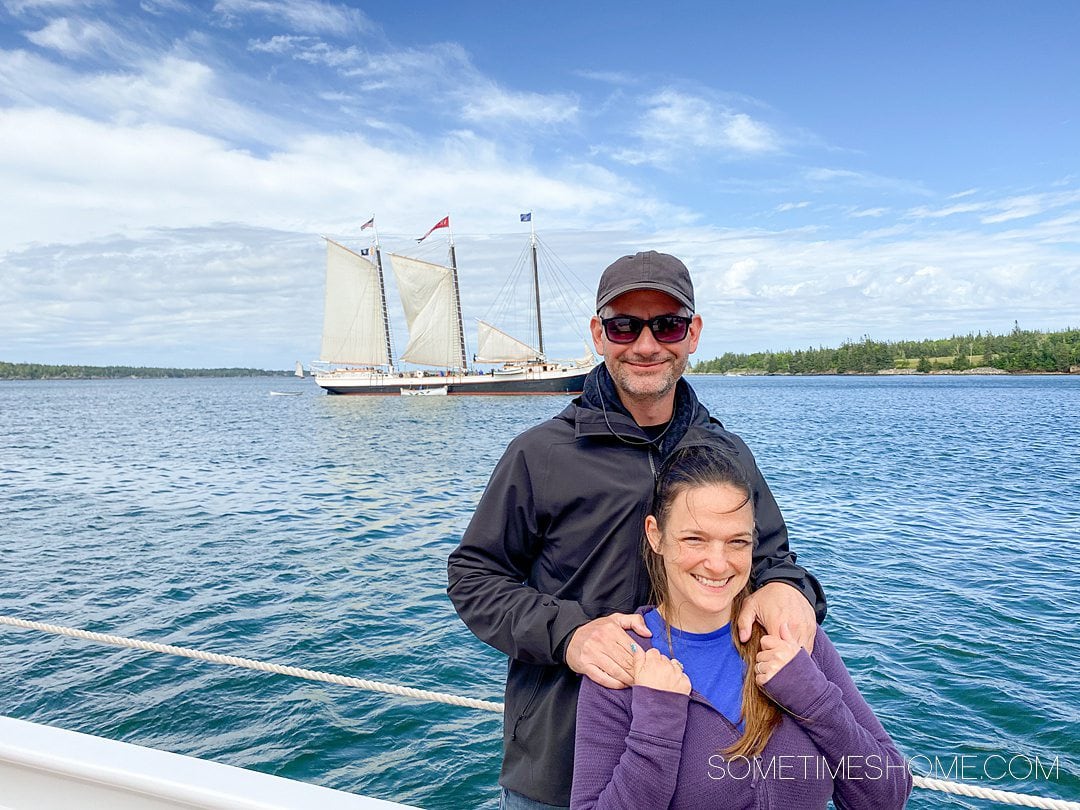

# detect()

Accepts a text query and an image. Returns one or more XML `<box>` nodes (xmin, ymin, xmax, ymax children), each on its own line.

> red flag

<box><xmin>416</xmin><ymin>216</ymin><xmax>450</xmax><ymax>243</ymax></box>
<box><xmin>361</xmin><ymin>217</ymin><xmax>374</xmax><ymax>230</ymax></box>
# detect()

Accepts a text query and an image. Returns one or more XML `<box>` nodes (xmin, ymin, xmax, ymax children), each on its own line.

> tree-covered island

<box><xmin>0</xmin><ymin>362</ymin><xmax>293</xmax><ymax>380</ymax></box>
<box><xmin>693</xmin><ymin>325</ymin><xmax>1080</xmax><ymax>375</ymax></box>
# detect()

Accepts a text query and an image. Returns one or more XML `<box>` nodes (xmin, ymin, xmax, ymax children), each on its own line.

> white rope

<box><xmin>3</xmin><ymin>615</ymin><xmax>1077</xmax><ymax>809</ymax></box>
<box><xmin>912</xmin><ymin>776</ymin><xmax>1080</xmax><ymax>809</ymax></box>
<box><xmin>0</xmin><ymin>615</ymin><xmax>503</xmax><ymax>713</ymax></box>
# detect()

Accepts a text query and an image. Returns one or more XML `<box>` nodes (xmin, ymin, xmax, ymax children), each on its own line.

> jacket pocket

<box><xmin>509</xmin><ymin>663</ymin><xmax>550</xmax><ymax>742</ymax></box>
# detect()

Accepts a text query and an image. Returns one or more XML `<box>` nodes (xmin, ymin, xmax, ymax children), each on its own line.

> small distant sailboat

<box><xmin>270</xmin><ymin>362</ymin><xmax>306</xmax><ymax>395</ymax></box>
<box><xmin>312</xmin><ymin>216</ymin><xmax>596</xmax><ymax>396</ymax></box>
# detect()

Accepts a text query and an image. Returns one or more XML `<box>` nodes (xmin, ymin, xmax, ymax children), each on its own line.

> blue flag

<box><xmin>520</xmin><ymin>212</ymin><xmax>532</xmax><ymax>222</ymax></box>
<box><xmin>360</xmin><ymin>248</ymin><xmax>370</xmax><ymax>256</ymax></box>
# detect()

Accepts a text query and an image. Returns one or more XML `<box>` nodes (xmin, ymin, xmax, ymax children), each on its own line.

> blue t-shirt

<box><xmin>643</xmin><ymin>608</ymin><xmax>746</xmax><ymax>730</ymax></box>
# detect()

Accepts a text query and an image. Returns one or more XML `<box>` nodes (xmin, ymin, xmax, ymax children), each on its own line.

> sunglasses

<box><xmin>601</xmin><ymin>314</ymin><xmax>693</xmax><ymax>344</ymax></box>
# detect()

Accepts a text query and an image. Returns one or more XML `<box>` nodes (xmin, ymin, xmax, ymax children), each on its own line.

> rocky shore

<box><xmin>876</xmin><ymin>366</ymin><xmax>1009</xmax><ymax>375</ymax></box>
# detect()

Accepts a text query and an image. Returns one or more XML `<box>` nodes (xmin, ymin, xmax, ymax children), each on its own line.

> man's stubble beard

<box><xmin>608</xmin><ymin>353</ymin><xmax>688</xmax><ymax>403</ymax></box>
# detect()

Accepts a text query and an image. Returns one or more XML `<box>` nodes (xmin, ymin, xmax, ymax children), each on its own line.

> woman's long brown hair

<box><xmin>644</xmin><ymin>445</ymin><xmax>782</xmax><ymax>759</ymax></box>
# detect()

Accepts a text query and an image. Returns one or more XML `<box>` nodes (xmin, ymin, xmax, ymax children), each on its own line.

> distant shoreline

<box><xmin>0</xmin><ymin>363</ymin><xmax>292</xmax><ymax>381</ymax></box>
<box><xmin>1</xmin><ymin>374</ymin><xmax>293</xmax><ymax>381</ymax></box>
<box><xmin>689</xmin><ymin>327</ymin><xmax>1079</xmax><ymax>376</ymax></box>
<box><xmin>686</xmin><ymin>368</ymin><xmax>1075</xmax><ymax>377</ymax></box>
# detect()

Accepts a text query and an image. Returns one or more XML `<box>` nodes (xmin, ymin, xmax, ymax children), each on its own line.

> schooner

<box><xmin>312</xmin><ymin>218</ymin><xmax>596</xmax><ymax>395</ymax></box>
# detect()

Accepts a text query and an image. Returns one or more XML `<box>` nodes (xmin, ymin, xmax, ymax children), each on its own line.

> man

<box><xmin>448</xmin><ymin>251</ymin><xmax>826</xmax><ymax>809</ymax></box>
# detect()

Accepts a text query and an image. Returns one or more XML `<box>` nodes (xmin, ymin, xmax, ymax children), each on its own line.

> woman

<box><xmin>571</xmin><ymin>444</ymin><xmax>911</xmax><ymax>809</ymax></box>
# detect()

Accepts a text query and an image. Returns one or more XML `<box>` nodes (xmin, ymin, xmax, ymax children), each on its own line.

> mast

<box><xmin>529</xmin><ymin>218</ymin><xmax>544</xmax><ymax>358</ymax></box>
<box><xmin>446</xmin><ymin>221</ymin><xmax>468</xmax><ymax>372</ymax></box>
<box><xmin>371</xmin><ymin>221</ymin><xmax>395</xmax><ymax>371</ymax></box>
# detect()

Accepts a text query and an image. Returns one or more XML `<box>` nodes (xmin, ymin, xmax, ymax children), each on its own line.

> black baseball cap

<box><xmin>595</xmin><ymin>251</ymin><xmax>695</xmax><ymax>313</ymax></box>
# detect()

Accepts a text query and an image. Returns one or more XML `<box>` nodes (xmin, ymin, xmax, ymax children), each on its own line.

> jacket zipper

<box><xmin>687</xmin><ymin>692</ymin><xmax>768</xmax><ymax>808</ymax></box>
<box><xmin>510</xmin><ymin>668</ymin><xmax>546</xmax><ymax>742</ymax></box>
<box><xmin>754</xmin><ymin>755</ymin><xmax>765</xmax><ymax>810</ymax></box>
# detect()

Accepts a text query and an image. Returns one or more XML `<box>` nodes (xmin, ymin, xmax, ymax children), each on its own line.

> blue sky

<box><xmin>1</xmin><ymin>0</ymin><xmax>1078</xmax><ymax>369</ymax></box>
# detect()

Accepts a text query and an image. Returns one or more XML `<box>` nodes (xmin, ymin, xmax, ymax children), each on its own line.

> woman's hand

<box><xmin>754</xmin><ymin>621</ymin><xmax>801</xmax><ymax>686</ymax></box>
<box><xmin>737</xmin><ymin>581</ymin><xmax>817</xmax><ymax>653</ymax></box>
<box><xmin>632</xmin><ymin>645</ymin><xmax>691</xmax><ymax>695</ymax></box>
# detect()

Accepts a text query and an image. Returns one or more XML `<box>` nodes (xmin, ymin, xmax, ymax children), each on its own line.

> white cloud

<box><xmin>24</xmin><ymin>16</ymin><xmax>121</xmax><ymax>57</ymax></box>
<box><xmin>247</xmin><ymin>34</ymin><xmax>360</xmax><ymax>67</ymax></box>
<box><xmin>605</xmin><ymin>89</ymin><xmax>780</xmax><ymax>168</ymax></box>
<box><xmin>804</xmin><ymin>167</ymin><xmax>862</xmax><ymax>183</ymax></box>
<box><xmin>573</xmin><ymin>69</ymin><xmax>636</xmax><ymax>86</ymax></box>
<box><xmin>3</xmin><ymin>0</ymin><xmax>88</xmax><ymax>14</ymax></box>
<box><xmin>1</xmin><ymin>226</ymin><xmax>323</xmax><ymax>367</ymax></box>
<box><xmin>907</xmin><ymin>190</ymin><xmax>1080</xmax><ymax>225</ymax></box>
<box><xmin>213</xmin><ymin>0</ymin><xmax>369</xmax><ymax>35</ymax></box>
<box><xmin>723</xmin><ymin>112</ymin><xmax>776</xmax><ymax>153</ymax></box>
<box><xmin>804</xmin><ymin>167</ymin><xmax>929</xmax><ymax>196</ymax></box>
<box><xmin>776</xmin><ymin>201</ymin><xmax>810</xmax><ymax>212</ymax></box>
<box><xmin>461</xmin><ymin>83</ymin><xmax>578</xmax><ymax>127</ymax></box>
<box><xmin>849</xmin><ymin>207</ymin><xmax>888</xmax><ymax>218</ymax></box>
<box><xmin>1005</xmin><ymin>210</ymin><xmax>1080</xmax><ymax>245</ymax></box>
<box><xmin>720</xmin><ymin>258</ymin><xmax>759</xmax><ymax>296</ymax></box>
<box><xmin>639</xmin><ymin>213</ymin><xmax>1080</xmax><ymax>356</ymax></box>
<box><xmin>337</xmin><ymin>42</ymin><xmax>496</xmax><ymax>112</ymax></box>
<box><xmin>0</xmin><ymin>107</ymin><xmax>286</xmax><ymax>247</ymax></box>
<box><xmin>980</xmin><ymin>195</ymin><xmax>1045</xmax><ymax>224</ymax></box>
<box><xmin>980</xmin><ymin>191</ymin><xmax>1080</xmax><ymax>225</ymax></box>
<box><xmin>248</xmin><ymin>35</ymin><xmax>577</xmax><ymax>130</ymax></box>
<box><xmin>0</xmin><ymin>101</ymin><xmax>688</xmax><ymax>252</ymax></box>
<box><xmin>647</xmin><ymin>91</ymin><xmax>776</xmax><ymax>153</ymax></box>
<box><xmin>140</xmin><ymin>0</ymin><xmax>191</xmax><ymax>15</ymax></box>
<box><xmin>0</xmin><ymin>49</ymin><xmax>286</xmax><ymax>146</ymax></box>
<box><xmin>908</xmin><ymin>201</ymin><xmax>988</xmax><ymax>219</ymax></box>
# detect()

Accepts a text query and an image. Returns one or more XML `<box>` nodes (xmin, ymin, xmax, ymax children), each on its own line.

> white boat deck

<box><xmin>0</xmin><ymin>716</ymin><xmax>419</xmax><ymax>810</ymax></box>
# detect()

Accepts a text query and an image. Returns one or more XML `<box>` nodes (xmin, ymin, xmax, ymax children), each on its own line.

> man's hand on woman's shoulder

<box><xmin>566</xmin><ymin>613</ymin><xmax>652</xmax><ymax>689</ymax></box>
<box><xmin>737</xmin><ymin>581</ymin><xmax>817</xmax><ymax>653</ymax></box>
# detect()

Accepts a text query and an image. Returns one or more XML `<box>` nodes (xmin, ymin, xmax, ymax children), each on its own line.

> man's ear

<box><xmin>590</xmin><ymin>316</ymin><xmax>606</xmax><ymax>357</ymax></box>
<box><xmin>687</xmin><ymin>313</ymin><xmax>703</xmax><ymax>354</ymax></box>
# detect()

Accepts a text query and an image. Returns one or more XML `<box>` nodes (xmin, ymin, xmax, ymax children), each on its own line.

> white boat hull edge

<box><xmin>0</xmin><ymin>715</ymin><xmax>420</xmax><ymax>810</ymax></box>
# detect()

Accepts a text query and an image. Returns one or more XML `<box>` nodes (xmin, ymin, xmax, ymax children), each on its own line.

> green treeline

<box><xmin>693</xmin><ymin>325</ymin><xmax>1080</xmax><ymax>375</ymax></box>
<box><xmin>0</xmin><ymin>362</ymin><xmax>289</xmax><ymax>380</ymax></box>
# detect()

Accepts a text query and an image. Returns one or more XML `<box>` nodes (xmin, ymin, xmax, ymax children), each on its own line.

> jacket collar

<box><xmin>565</xmin><ymin>364</ymin><xmax>703</xmax><ymax>459</ymax></box>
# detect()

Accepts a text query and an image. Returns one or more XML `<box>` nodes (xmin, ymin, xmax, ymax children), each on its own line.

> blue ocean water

<box><xmin>0</xmin><ymin>375</ymin><xmax>1077</xmax><ymax>809</ymax></box>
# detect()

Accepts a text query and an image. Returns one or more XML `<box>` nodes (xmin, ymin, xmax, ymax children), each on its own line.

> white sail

<box><xmin>294</xmin><ymin>361</ymin><xmax>304</xmax><ymax>377</ymax></box>
<box><xmin>475</xmin><ymin>320</ymin><xmax>538</xmax><ymax>363</ymax></box>
<box><xmin>319</xmin><ymin>240</ymin><xmax>390</xmax><ymax>367</ymax></box>
<box><xmin>388</xmin><ymin>254</ymin><xmax>465</xmax><ymax>369</ymax></box>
